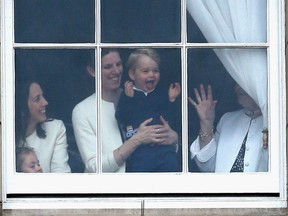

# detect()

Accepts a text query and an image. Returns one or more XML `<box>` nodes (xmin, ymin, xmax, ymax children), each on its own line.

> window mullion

<box><xmin>96</xmin><ymin>0</ymin><xmax>101</xmax><ymax>174</ymax></box>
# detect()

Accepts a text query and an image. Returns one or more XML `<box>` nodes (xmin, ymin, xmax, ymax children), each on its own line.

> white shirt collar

<box><xmin>133</xmin><ymin>86</ymin><xmax>155</xmax><ymax>96</ymax></box>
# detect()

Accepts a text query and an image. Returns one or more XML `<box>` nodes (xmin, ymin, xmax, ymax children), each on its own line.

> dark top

<box><xmin>115</xmin><ymin>87</ymin><xmax>178</xmax><ymax>140</ymax></box>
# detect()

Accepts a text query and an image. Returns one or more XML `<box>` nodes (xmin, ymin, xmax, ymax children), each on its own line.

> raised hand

<box><xmin>188</xmin><ymin>84</ymin><xmax>217</xmax><ymax>133</ymax></box>
<box><xmin>124</xmin><ymin>80</ymin><xmax>134</xmax><ymax>97</ymax></box>
<box><xmin>168</xmin><ymin>82</ymin><xmax>181</xmax><ymax>102</ymax></box>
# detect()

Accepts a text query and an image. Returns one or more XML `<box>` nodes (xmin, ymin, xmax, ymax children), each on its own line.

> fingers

<box><xmin>124</xmin><ymin>80</ymin><xmax>132</xmax><ymax>87</ymax></box>
<box><xmin>200</xmin><ymin>84</ymin><xmax>207</xmax><ymax>101</ymax></box>
<box><xmin>193</xmin><ymin>87</ymin><xmax>201</xmax><ymax>103</ymax></box>
<box><xmin>192</xmin><ymin>84</ymin><xmax>214</xmax><ymax>103</ymax></box>
<box><xmin>188</xmin><ymin>97</ymin><xmax>197</xmax><ymax>106</ymax></box>
<box><xmin>140</xmin><ymin>117</ymin><xmax>153</xmax><ymax>127</ymax></box>
<box><xmin>207</xmin><ymin>85</ymin><xmax>213</xmax><ymax>101</ymax></box>
<box><xmin>159</xmin><ymin>115</ymin><xmax>168</xmax><ymax>125</ymax></box>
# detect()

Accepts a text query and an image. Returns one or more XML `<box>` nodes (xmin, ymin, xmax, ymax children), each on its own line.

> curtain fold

<box><xmin>187</xmin><ymin>0</ymin><xmax>267</xmax><ymax>127</ymax></box>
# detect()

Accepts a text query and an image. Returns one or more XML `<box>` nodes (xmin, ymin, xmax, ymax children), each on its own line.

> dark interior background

<box><xmin>14</xmin><ymin>0</ymin><xmax>239</xmax><ymax>173</ymax></box>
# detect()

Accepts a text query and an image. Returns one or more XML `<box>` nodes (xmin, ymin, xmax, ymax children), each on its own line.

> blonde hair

<box><xmin>126</xmin><ymin>48</ymin><xmax>160</xmax><ymax>71</ymax></box>
<box><xmin>16</xmin><ymin>146</ymin><xmax>36</xmax><ymax>172</ymax></box>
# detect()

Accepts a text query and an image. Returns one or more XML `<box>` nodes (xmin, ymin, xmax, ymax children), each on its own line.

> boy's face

<box><xmin>21</xmin><ymin>152</ymin><xmax>43</xmax><ymax>173</ymax></box>
<box><xmin>129</xmin><ymin>55</ymin><xmax>160</xmax><ymax>92</ymax></box>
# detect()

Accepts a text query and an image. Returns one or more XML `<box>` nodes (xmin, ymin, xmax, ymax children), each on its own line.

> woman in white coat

<box><xmin>189</xmin><ymin>83</ymin><xmax>268</xmax><ymax>172</ymax></box>
<box><xmin>16</xmin><ymin>81</ymin><xmax>71</xmax><ymax>173</ymax></box>
<box><xmin>72</xmin><ymin>49</ymin><xmax>178</xmax><ymax>173</ymax></box>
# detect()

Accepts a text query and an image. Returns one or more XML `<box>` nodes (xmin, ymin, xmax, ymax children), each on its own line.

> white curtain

<box><xmin>187</xmin><ymin>0</ymin><xmax>267</xmax><ymax>127</ymax></box>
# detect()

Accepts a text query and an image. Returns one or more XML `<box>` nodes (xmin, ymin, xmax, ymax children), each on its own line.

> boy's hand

<box><xmin>124</xmin><ymin>81</ymin><xmax>134</xmax><ymax>97</ymax></box>
<box><xmin>168</xmin><ymin>82</ymin><xmax>181</xmax><ymax>102</ymax></box>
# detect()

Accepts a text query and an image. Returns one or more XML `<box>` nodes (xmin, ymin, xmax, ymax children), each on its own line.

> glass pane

<box><xmin>15</xmin><ymin>49</ymin><xmax>95</xmax><ymax>173</ymax></box>
<box><xmin>101</xmin><ymin>0</ymin><xmax>181</xmax><ymax>43</ymax></box>
<box><xmin>14</xmin><ymin>0</ymin><xmax>95</xmax><ymax>43</ymax></box>
<box><xmin>100</xmin><ymin>48</ymin><xmax>182</xmax><ymax>173</ymax></box>
<box><xmin>188</xmin><ymin>48</ymin><xmax>268</xmax><ymax>173</ymax></box>
<box><xmin>187</xmin><ymin>0</ymin><xmax>267</xmax><ymax>43</ymax></box>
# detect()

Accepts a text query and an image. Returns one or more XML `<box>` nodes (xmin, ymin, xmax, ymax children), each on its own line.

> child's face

<box><xmin>21</xmin><ymin>152</ymin><xmax>43</xmax><ymax>173</ymax></box>
<box><xmin>129</xmin><ymin>55</ymin><xmax>160</xmax><ymax>92</ymax></box>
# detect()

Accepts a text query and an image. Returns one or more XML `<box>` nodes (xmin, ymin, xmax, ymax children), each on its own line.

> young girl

<box><xmin>16</xmin><ymin>146</ymin><xmax>43</xmax><ymax>173</ymax></box>
<box><xmin>115</xmin><ymin>48</ymin><xmax>181</xmax><ymax>172</ymax></box>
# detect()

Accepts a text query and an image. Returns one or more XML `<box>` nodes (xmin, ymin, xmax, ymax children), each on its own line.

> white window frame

<box><xmin>1</xmin><ymin>0</ymin><xmax>286</xmax><ymax>209</ymax></box>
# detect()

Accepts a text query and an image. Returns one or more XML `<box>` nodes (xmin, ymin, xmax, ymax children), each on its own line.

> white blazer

<box><xmin>190</xmin><ymin>109</ymin><xmax>268</xmax><ymax>172</ymax></box>
<box><xmin>72</xmin><ymin>93</ymin><xmax>125</xmax><ymax>173</ymax></box>
<box><xmin>26</xmin><ymin>119</ymin><xmax>71</xmax><ymax>173</ymax></box>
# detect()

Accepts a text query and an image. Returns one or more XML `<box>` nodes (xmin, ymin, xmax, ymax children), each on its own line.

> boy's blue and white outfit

<box><xmin>115</xmin><ymin>86</ymin><xmax>180</xmax><ymax>172</ymax></box>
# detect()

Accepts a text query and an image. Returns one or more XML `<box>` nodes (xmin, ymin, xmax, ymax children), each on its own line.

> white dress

<box><xmin>25</xmin><ymin>119</ymin><xmax>71</xmax><ymax>173</ymax></box>
<box><xmin>72</xmin><ymin>93</ymin><xmax>125</xmax><ymax>173</ymax></box>
<box><xmin>190</xmin><ymin>109</ymin><xmax>268</xmax><ymax>172</ymax></box>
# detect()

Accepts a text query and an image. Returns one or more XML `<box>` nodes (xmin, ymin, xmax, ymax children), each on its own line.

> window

<box><xmin>1</xmin><ymin>0</ymin><xmax>286</xmax><ymax>209</ymax></box>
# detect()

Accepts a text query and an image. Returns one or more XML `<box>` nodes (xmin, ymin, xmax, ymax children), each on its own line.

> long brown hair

<box><xmin>15</xmin><ymin>80</ymin><xmax>49</xmax><ymax>146</ymax></box>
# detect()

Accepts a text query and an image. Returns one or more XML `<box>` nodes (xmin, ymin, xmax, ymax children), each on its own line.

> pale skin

<box><xmin>188</xmin><ymin>84</ymin><xmax>217</xmax><ymax>148</ymax></box>
<box><xmin>89</xmin><ymin>51</ymin><xmax>179</xmax><ymax>168</ymax></box>
<box><xmin>126</xmin><ymin>54</ymin><xmax>181</xmax><ymax>101</ymax></box>
<box><xmin>20</xmin><ymin>152</ymin><xmax>43</xmax><ymax>173</ymax></box>
<box><xmin>124</xmin><ymin>80</ymin><xmax>181</xmax><ymax>102</ymax></box>
<box><xmin>26</xmin><ymin>83</ymin><xmax>49</xmax><ymax>137</ymax></box>
<box><xmin>189</xmin><ymin>83</ymin><xmax>261</xmax><ymax>149</ymax></box>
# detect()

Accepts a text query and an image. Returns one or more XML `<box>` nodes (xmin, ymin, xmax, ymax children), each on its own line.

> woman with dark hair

<box><xmin>16</xmin><ymin>80</ymin><xmax>71</xmax><ymax>173</ymax></box>
<box><xmin>72</xmin><ymin>48</ymin><xmax>178</xmax><ymax>173</ymax></box>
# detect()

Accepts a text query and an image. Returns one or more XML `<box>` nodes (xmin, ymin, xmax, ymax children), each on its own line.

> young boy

<box><xmin>16</xmin><ymin>146</ymin><xmax>43</xmax><ymax>173</ymax></box>
<box><xmin>115</xmin><ymin>48</ymin><xmax>181</xmax><ymax>172</ymax></box>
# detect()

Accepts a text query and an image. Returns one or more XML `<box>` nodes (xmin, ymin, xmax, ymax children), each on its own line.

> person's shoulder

<box><xmin>73</xmin><ymin>93</ymin><xmax>96</xmax><ymax>113</ymax></box>
<box><xmin>42</xmin><ymin>119</ymin><xmax>65</xmax><ymax>130</ymax></box>
<box><xmin>44</xmin><ymin>118</ymin><xmax>63</xmax><ymax>124</ymax></box>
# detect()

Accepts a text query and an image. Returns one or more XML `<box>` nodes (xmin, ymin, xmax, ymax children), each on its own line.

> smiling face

<box><xmin>234</xmin><ymin>84</ymin><xmax>259</xmax><ymax>111</ymax></box>
<box><xmin>101</xmin><ymin>51</ymin><xmax>123</xmax><ymax>93</ymax></box>
<box><xmin>27</xmin><ymin>83</ymin><xmax>48</xmax><ymax>127</ymax></box>
<box><xmin>20</xmin><ymin>151</ymin><xmax>43</xmax><ymax>173</ymax></box>
<box><xmin>129</xmin><ymin>55</ymin><xmax>160</xmax><ymax>92</ymax></box>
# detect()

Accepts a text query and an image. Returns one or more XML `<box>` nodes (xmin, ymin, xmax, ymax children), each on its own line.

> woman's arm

<box><xmin>72</xmin><ymin>104</ymin><xmax>97</xmax><ymax>173</ymax></box>
<box><xmin>188</xmin><ymin>84</ymin><xmax>217</xmax><ymax>148</ymax></box>
<box><xmin>113</xmin><ymin>117</ymin><xmax>178</xmax><ymax>167</ymax></box>
<box><xmin>51</xmin><ymin>120</ymin><xmax>71</xmax><ymax>173</ymax></box>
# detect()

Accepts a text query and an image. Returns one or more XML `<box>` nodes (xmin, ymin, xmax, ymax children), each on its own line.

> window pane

<box><xmin>188</xmin><ymin>48</ymin><xmax>268</xmax><ymax>173</ymax></box>
<box><xmin>100</xmin><ymin>48</ymin><xmax>182</xmax><ymax>173</ymax></box>
<box><xmin>14</xmin><ymin>0</ymin><xmax>95</xmax><ymax>43</ymax></box>
<box><xmin>101</xmin><ymin>0</ymin><xmax>181</xmax><ymax>43</ymax></box>
<box><xmin>15</xmin><ymin>49</ymin><xmax>95</xmax><ymax>173</ymax></box>
<box><xmin>187</xmin><ymin>0</ymin><xmax>267</xmax><ymax>43</ymax></box>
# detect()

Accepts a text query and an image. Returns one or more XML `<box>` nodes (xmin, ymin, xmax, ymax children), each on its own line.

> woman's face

<box><xmin>101</xmin><ymin>52</ymin><xmax>123</xmax><ymax>92</ymax></box>
<box><xmin>27</xmin><ymin>83</ymin><xmax>48</xmax><ymax>125</ymax></box>
<box><xmin>234</xmin><ymin>84</ymin><xmax>259</xmax><ymax>111</ymax></box>
<box><xmin>21</xmin><ymin>152</ymin><xmax>43</xmax><ymax>173</ymax></box>
<box><xmin>129</xmin><ymin>55</ymin><xmax>160</xmax><ymax>92</ymax></box>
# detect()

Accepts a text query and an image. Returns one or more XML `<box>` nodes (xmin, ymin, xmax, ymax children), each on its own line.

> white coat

<box><xmin>190</xmin><ymin>109</ymin><xmax>268</xmax><ymax>172</ymax></box>
<box><xmin>26</xmin><ymin>119</ymin><xmax>71</xmax><ymax>173</ymax></box>
<box><xmin>72</xmin><ymin>93</ymin><xmax>125</xmax><ymax>173</ymax></box>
